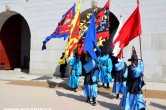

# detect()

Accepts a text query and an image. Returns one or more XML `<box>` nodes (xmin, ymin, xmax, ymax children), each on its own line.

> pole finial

<box><xmin>91</xmin><ymin>0</ymin><xmax>97</xmax><ymax>8</ymax></box>
<box><xmin>137</xmin><ymin>0</ymin><xmax>140</xmax><ymax>5</ymax></box>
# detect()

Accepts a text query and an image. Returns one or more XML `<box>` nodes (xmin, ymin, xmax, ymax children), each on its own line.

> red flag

<box><xmin>118</xmin><ymin>47</ymin><xmax>123</xmax><ymax>61</ymax></box>
<box><xmin>96</xmin><ymin>0</ymin><xmax>110</xmax><ymax>40</ymax></box>
<box><xmin>96</xmin><ymin>0</ymin><xmax>110</xmax><ymax>25</ymax></box>
<box><xmin>77</xmin><ymin>38</ymin><xmax>84</xmax><ymax>55</ymax></box>
<box><xmin>112</xmin><ymin>5</ymin><xmax>142</xmax><ymax>48</ymax></box>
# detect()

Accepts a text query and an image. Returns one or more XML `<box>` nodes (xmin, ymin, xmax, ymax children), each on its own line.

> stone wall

<box><xmin>0</xmin><ymin>0</ymin><xmax>165</xmax><ymax>82</ymax></box>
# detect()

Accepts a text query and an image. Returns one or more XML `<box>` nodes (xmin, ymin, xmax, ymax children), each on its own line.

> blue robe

<box><xmin>84</xmin><ymin>59</ymin><xmax>99</xmax><ymax>98</ymax></box>
<box><xmin>97</xmin><ymin>56</ymin><xmax>102</xmax><ymax>81</ymax></box>
<box><xmin>68</xmin><ymin>57</ymin><xmax>82</xmax><ymax>89</ymax></box>
<box><xmin>119</xmin><ymin>61</ymin><xmax>146</xmax><ymax>110</ymax></box>
<box><xmin>99</xmin><ymin>54</ymin><xmax>112</xmax><ymax>83</ymax></box>
<box><xmin>112</xmin><ymin>59</ymin><xmax>128</xmax><ymax>94</ymax></box>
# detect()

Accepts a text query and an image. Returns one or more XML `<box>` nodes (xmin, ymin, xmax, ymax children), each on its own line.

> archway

<box><xmin>0</xmin><ymin>12</ymin><xmax>31</xmax><ymax>73</ymax></box>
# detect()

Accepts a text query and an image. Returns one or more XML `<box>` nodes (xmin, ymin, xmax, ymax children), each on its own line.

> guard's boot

<box><xmin>92</xmin><ymin>97</ymin><xmax>96</xmax><ymax>106</ymax></box>
<box><xmin>102</xmin><ymin>83</ymin><xmax>105</xmax><ymax>87</ymax></box>
<box><xmin>116</xmin><ymin>94</ymin><xmax>119</xmax><ymax>99</ymax></box>
<box><xmin>140</xmin><ymin>108</ymin><xmax>145</xmax><ymax>110</ymax></box>
<box><xmin>86</xmin><ymin>97</ymin><xmax>90</xmax><ymax>103</ymax></box>
<box><xmin>107</xmin><ymin>83</ymin><xmax>110</xmax><ymax>88</ymax></box>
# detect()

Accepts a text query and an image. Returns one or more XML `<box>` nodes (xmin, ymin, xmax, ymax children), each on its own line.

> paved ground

<box><xmin>0</xmin><ymin>71</ymin><xmax>166</xmax><ymax>110</ymax></box>
<box><xmin>6</xmin><ymin>79</ymin><xmax>166</xmax><ymax>100</ymax></box>
<box><xmin>0</xmin><ymin>81</ymin><xmax>166</xmax><ymax>110</ymax></box>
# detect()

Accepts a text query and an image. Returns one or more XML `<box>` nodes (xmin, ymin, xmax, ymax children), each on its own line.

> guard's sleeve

<box><xmin>76</xmin><ymin>59</ymin><xmax>82</xmax><ymax>76</ymax></box>
<box><xmin>132</xmin><ymin>61</ymin><xmax>144</xmax><ymax>77</ymax></box>
<box><xmin>107</xmin><ymin>58</ymin><xmax>113</xmax><ymax>73</ymax></box>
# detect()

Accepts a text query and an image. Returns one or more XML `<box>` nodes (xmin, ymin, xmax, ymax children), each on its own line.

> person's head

<box><xmin>128</xmin><ymin>46</ymin><xmax>138</xmax><ymax>65</ymax></box>
<box><xmin>62</xmin><ymin>52</ymin><xmax>65</xmax><ymax>56</ymax></box>
<box><xmin>128</xmin><ymin>54</ymin><xmax>138</xmax><ymax>65</ymax></box>
<box><xmin>132</xmin><ymin>59</ymin><xmax>138</xmax><ymax>65</ymax></box>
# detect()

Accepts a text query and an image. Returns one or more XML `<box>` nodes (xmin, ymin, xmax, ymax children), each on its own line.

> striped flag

<box><xmin>42</xmin><ymin>4</ymin><xmax>75</xmax><ymax>50</ymax></box>
<box><xmin>64</xmin><ymin>1</ymin><xmax>81</xmax><ymax>61</ymax></box>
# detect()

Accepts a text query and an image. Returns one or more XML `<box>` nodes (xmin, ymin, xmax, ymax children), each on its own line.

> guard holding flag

<box><xmin>120</xmin><ymin>47</ymin><xmax>146</xmax><ymax>110</ymax></box>
<box><xmin>83</xmin><ymin>53</ymin><xmax>99</xmax><ymax>106</ymax></box>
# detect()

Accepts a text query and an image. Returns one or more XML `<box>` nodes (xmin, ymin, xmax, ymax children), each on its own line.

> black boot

<box><xmin>116</xmin><ymin>94</ymin><xmax>119</xmax><ymax>99</ymax></box>
<box><xmin>140</xmin><ymin>108</ymin><xmax>145</xmax><ymax>110</ymax></box>
<box><xmin>102</xmin><ymin>83</ymin><xmax>105</xmax><ymax>87</ymax></box>
<box><xmin>92</xmin><ymin>97</ymin><xmax>96</xmax><ymax>106</ymax></box>
<box><xmin>86</xmin><ymin>97</ymin><xmax>90</xmax><ymax>103</ymax></box>
<box><xmin>107</xmin><ymin>83</ymin><xmax>110</xmax><ymax>88</ymax></box>
<box><xmin>60</xmin><ymin>72</ymin><xmax>65</xmax><ymax>78</ymax></box>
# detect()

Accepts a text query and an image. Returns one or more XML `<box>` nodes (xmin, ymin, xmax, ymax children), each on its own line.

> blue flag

<box><xmin>42</xmin><ymin>4</ymin><xmax>75</xmax><ymax>50</ymax></box>
<box><xmin>83</xmin><ymin>13</ymin><xmax>101</xmax><ymax>60</ymax></box>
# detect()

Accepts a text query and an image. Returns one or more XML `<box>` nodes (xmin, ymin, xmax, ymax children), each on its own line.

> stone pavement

<box><xmin>0</xmin><ymin>80</ymin><xmax>166</xmax><ymax>110</ymax></box>
<box><xmin>0</xmin><ymin>70</ymin><xmax>166</xmax><ymax>91</ymax></box>
<box><xmin>0</xmin><ymin>70</ymin><xmax>166</xmax><ymax>110</ymax></box>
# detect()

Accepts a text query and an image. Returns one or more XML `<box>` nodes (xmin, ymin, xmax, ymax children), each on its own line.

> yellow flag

<box><xmin>64</xmin><ymin>1</ymin><xmax>81</xmax><ymax>60</ymax></box>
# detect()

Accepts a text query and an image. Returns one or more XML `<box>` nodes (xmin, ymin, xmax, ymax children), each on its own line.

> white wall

<box><xmin>0</xmin><ymin>0</ymin><xmax>166</xmax><ymax>82</ymax></box>
<box><xmin>110</xmin><ymin>0</ymin><xmax>166</xmax><ymax>82</ymax></box>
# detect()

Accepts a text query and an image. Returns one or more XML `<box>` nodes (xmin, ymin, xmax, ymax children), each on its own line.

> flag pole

<box><xmin>137</xmin><ymin>0</ymin><xmax>142</xmax><ymax>60</ymax></box>
<box><xmin>139</xmin><ymin>35</ymin><xmax>142</xmax><ymax>60</ymax></box>
<box><xmin>139</xmin><ymin>34</ymin><xmax>146</xmax><ymax>99</ymax></box>
<box><xmin>138</xmin><ymin>0</ymin><xmax>146</xmax><ymax>100</ymax></box>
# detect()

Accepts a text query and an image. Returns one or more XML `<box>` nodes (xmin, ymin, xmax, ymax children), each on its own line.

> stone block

<box><xmin>144</xmin><ymin>65</ymin><xmax>162</xmax><ymax>82</ymax></box>
<box><xmin>151</xmin><ymin>33</ymin><xmax>166</xmax><ymax>50</ymax></box>
<box><xmin>30</xmin><ymin>50</ymin><xmax>64</xmax><ymax>63</ymax></box>
<box><xmin>142</xmin><ymin>50</ymin><xmax>160</xmax><ymax>65</ymax></box>
<box><xmin>30</xmin><ymin>62</ymin><xmax>57</xmax><ymax>75</ymax></box>
<box><xmin>159</xmin><ymin>50</ymin><xmax>166</xmax><ymax>65</ymax></box>
<box><xmin>162</xmin><ymin>65</ymin><xmax>166</xmax><ymax>82</ymax></box>
<box><xmin>124</xmin><ymin>34</ymin><xmax>152</xmax><ymax>50</ymax></box>
<box><xmin>30</xmin><ymin>61</ymin><xmax>71</xmax><ymax>77</ymax></box>
<box><xmin>141</xmin><ymin>33</ymin><xmax>152</xmax><ymax>50</ymax></box>
<box><xmin>124</xmin><ymin>50</ymin><xmax>159</xmax><ymax>65</ymax></box>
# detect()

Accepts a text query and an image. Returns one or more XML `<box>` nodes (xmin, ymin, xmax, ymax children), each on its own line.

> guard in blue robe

<box><xmin>96</xmin><ymin>53</ymin><xmax>102</xmax><ymax>83</ymax></box>
<box><xmin>112</xmin><ymin>59</ymin><xmax>128</xmax><ymax>99</ymax></box>
<box><xmin>120</xmin><ymin>47</ymin><xmax>146</xmax><ymax>110</ymax></box>
<box><xmin>68</xmin><ymin>53</ymin><xmax>82</xmax><ymax>91</ymax></box>
<box><xmin>99</xmin><ymin>53</ymin><xmax>112</xmax><ymax>88</ymax></box>
<box><xmin>83</xmin><ymin>54</ymin><xmax>99</xmax><ymax>106</ymax></box>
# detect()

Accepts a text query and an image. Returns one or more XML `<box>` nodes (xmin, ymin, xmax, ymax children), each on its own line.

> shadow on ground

<box><xmin>98</xmin><ymin>91</ymin><xmax>116</xmax><ymax>100</ymax></box>
<box><xmin>150</xmin><ymin>102</ymin><xmax>166</xmax><ymax>110</ymax></box>
<box><xmin>33</xmin><ymin>75</ymin><xmax>53</xmax><ymax>80</ymax></box>
<box><xmin>98</xmin><ymin>100</ymin><xmax>122</xmax><ymax>110</ymax></box>
<box><xmin>46</xmin><ymin>79</ymin><xmax>70</xmax><ymax>90</ymax></box>
<box><xmin>56</xmin><ymin>90</ymin><xmax>85</xmax><ymax>102</ymax></box>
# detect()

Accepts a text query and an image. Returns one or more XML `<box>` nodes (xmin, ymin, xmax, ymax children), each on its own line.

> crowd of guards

<box><xmin>59</xmin><ymin>47</ymin><xmax>146</xmax><ymax>110</ymax></box>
